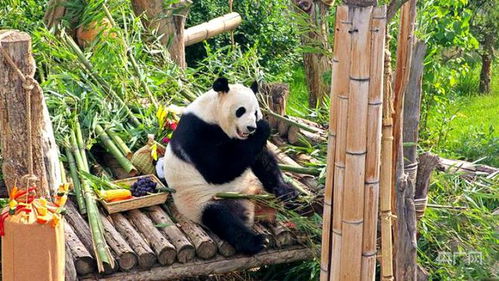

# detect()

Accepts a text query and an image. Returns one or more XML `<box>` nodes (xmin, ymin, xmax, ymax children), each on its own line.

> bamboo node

<box><xmin>365</xmin><ymin>180</ymin><xmax>380</xmax><ymax>185</ymax></box>
<box><xmin>342</xmin><ymin>219</ymin><xmax>363</xmax><ymax>225</ymax></box>
<box><xmin>345</xmin><ymin>151</ymin><xmax>367</xmax><ymax>156</ymax></box>
<box><xmin>348</xmin><ymin>28</ymin><xmax>359</xmax><ymax>34</ymax></box>
<box><xmin>349</xmin><ymin>76</ymin><xmax>370</xmax><ymax>82</ymax></box>
<box><xmin>368</xmin><ymin>101</ymin><xmax>383</xmax><ymax>106</ymax></box>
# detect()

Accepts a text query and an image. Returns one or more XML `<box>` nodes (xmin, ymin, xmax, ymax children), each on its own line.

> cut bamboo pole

<box><xmin>95</xmin><ymin>124</ymin><xmax>137</xmax><ymax>176</ymax></box>
<box><xmin>326</xmin><ymin>5</ymin><xmax>353</xmax><ymax>281</ymax></box>
<box><xmin>380</xmin><ymin>34</ymin><xmax>395</xmax><ymax>281</ymax></box>
<box><xmin>65</xmin><ymin>146</ymin><xmax>86</xmax><ymax>214</ymax></box>
<box><xmin>338</xmin><ymin>6</ymin><xmax>373</xmax><ymax>281</ymax></box>
<box><xmin>320</xmin><ymin>5</ymin><xmax>348</xmax><ymax>281</ymax></box>
<box><xmin>361</xmin><ymin>6</ymin><xmax>386</xmax><ymax>281</ymax></box>
<box><xmin>184</xmin><ymin>12</ymin><xmax>242</xmax><ymax>46</ymax></box>
<box><xmin>105</xmin><ymin>128</ymin><xmax>133</xmax><ymax>160</ymax></box>
<box><xmin>75</xmin><ymin>118</ymin><xmax>89</xmax><ymax>172</ymax></box>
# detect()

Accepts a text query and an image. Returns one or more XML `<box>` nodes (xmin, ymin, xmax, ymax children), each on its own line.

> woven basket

<box><xmin>99</xmin><ymin>174</ymin><xmax>168</xmax><ymax>214</ymax></box>
<box><xmin>131</xmin><ymin>135</ymin><xmax>166</xmax><ymax>175</ymax></box>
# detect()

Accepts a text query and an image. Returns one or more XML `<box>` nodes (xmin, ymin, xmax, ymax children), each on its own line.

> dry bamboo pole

<box><xmin>320</xmin><ymin>5</ymin><xmax>348</xmax><ymax>281</ymax></box>
<box><xmin>380</xmin><ymin>34</ymin><xmax>395</xmax><ymax>281</ymax></box>
<box><xmin>184</xmin><ymin>12</ymin><xmax>242</xmax><ymax>46</ymax></box>
<box><xmin>325</xmin><ymin>5</ymin><xmax>353</xmax><ymax>281</ymax></box>
<box><xmin>361</xmin><ymin>6</ymin><xmax>386</xmax><ymax>281</ymax></box>
<box><xmin>338</xmin><ymin>6</ymin><xmax>373</xmax><ymax>281</ymax></box>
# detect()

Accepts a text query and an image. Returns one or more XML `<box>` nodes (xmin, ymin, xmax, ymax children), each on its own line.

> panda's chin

<box><xmin>236</xmin><ymin>127</ymin><xmax>250</xmax><ymax>140</ymax></box>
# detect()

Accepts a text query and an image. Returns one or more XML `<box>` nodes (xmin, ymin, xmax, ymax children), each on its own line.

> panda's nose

<box><xmin>247</xmin><ymin>126</ymin><xmax>256</xmax><ymax>133</ymax></box>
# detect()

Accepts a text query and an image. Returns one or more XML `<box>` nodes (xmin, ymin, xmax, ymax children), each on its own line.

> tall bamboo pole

<box><xmin>338</xmin><ymin>6</ymin><xmax>373</xmax><ymax>280</ymax></box>
<box><xmin>320</xmin><ymin>6</ymin><xmax>348</xmax><ymax>281</ymax></box>
<box><xmin>361</xmin><ymin>6</ymin><xmax>386</xmax><ymax>281</ymax></box>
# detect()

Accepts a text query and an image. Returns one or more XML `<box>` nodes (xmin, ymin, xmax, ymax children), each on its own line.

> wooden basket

<box><xmin>100</xmin><ymin>174</ymin><xmax>168</xmax><ymax>214</ymax></box>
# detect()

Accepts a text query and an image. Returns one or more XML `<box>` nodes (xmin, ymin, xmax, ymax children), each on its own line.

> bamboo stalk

<box><xmin>327</xmin><ymin>5</ymin><xmax>353</xmax><ymax>281</ymax></box>
<box><xmin>278</xmin><ymin>164</ymin><xmax>321</xmax><ymax>176</ymax></box>
<box><xmin>380</xmin><ymin>35</ymin><xmax>395</xmax><ymax>281</ymax></box>
<box><xmin>65</xmin><ymin>146</ymin><xmax>86</xmax><ymax>214</ymax></box>
<box><xmin>61</xmin><ymin>33</ymin><xmax>141</xmax><ymax>127</ymax></box>
<box><xmin>105</xmin><ymin>128</ymin><xmax>133</xmax><ymax>160</ymax></box>
<box><xmin>361</xmin><ymin>6</ymin><xmax>386</xmax><ymax>281</ymax></box>
<box><xmin>184</xmin><ymin>12</ymin><xmax>242</xmax><ymax>46</ymax></box>
<box><xmin>320</xmin><ymin>6</ymin><xmax>348</xmax><ymax>281</ymax></box>
<box><xmin>95</xmin><ymin>124</ymin><xmax>137</xmax><ymax>176</ymax></box>
<box><xmin>339</xmin><ymin>6</ymin><xmax>373</xmax><ymax>281</ymax></box>
<box><xmin>75</xmin><ymin>118</ymin><xmax>89</xmax><ymax>172</ymax></box>
<box><xmin>262</xmin><ymin>108</ymin><xmax>320</xmax><ymax>134</ymax></box>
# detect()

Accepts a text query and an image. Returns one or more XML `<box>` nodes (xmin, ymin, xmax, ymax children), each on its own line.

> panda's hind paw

<box><xmin>236</xmin><ymin>233</ymin><xmax>267</xmax><ymax>255</ymax></box>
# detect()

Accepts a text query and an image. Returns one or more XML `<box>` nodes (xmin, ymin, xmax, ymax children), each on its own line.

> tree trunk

<box><xmin>131</xmin><ymin>0</ymin><xmax>190</xmax><ymax>68</ymax></box>
<box><xmin>0</xmin><ymin>31</ymin><xmax>51</xmax><ymax>197</ymax></box>
<box><xmin>294</xmin><ymin>0</ymin><xmax>331</xmax><ymax>108</ymax></box>
<box><xmin>479</xmin><ymin>43</ymin><xmax>493</xmax><ymax>94</ymax></box>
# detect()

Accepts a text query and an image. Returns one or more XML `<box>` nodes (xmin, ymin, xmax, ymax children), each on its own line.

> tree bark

<box><xmin>131</xmin><ymin>0</ymin><xmax>190</xmax><ymax>68</ymax></box>
<box><xmin>65</xmin><ymin>223</ymin><xmax>96</xmax><ymax>275</ymax></box>
<box><xmin>294</xmin><ymin>0</ymin><xmax>331</xmax><ymax>108</ymax></box>
<box><xmin>0</xmin><ymin>30</ymin><xmax>51</xmax><ymax>197</ymax></box>
<box><xmin>479</xmin><ymin>37</ymin><xmax>493</xmax><ymax>94</ymax></box>
<box><xmin>414</xmin><ymin>152</ymin><xmax>439</xmax><ymax>220</ymax></box>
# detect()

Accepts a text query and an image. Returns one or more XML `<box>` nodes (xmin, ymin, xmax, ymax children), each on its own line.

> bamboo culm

<box><xmin>278</xmin><ymin>164</ymin><xmax>321</xmax><ymax>176</ymax></box>
<box><xmin>75</xmin><ymin>118</ymin><xmax>89</xmax><ymax>172</ymax></box>
<box><xmin>95</xmin><ymin>124</ymin><xmax>137</xmax><ymax>175</ymax></box>
<box><xmin>105</xmin><ymin>128</ymin><xmax>133</xmax><ymax>159</ymax></box>
<box><xmin>65</xmin><ymin>146</ymin><xmax>87</xmax><ymax>214</ymax></box>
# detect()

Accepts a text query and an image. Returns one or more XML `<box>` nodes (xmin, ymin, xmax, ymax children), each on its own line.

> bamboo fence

<box><xmin>321</xmin><ymin>5</ymin><xmax>386</xmax><ymax>281</ymax></box>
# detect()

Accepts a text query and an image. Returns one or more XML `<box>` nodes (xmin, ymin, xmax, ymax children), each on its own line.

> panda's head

<box><xmin>212</xmin><ymin>77</ymin><xmax>263</xmax><ymax>140</ymax></box>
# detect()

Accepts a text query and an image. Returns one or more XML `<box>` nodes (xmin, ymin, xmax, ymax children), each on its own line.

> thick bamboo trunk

<box><xmin>145</xmin><ymin>206</ymin><xmax>196</xmax><ymax>263</ymax></box>
<box><xmin>65</xmin><ymin>223</ymin><xmax>96</xmax><ymax>275</ymax></box>
<box><xmin>110</xmin><ymin>212</ymin><xmax>157</xmax><ymax>269</ymax></box>
<box><xmin>0</xmin><ymin>31</ymin><xmax>50</xmax><ymax>197</ymax></box>
<box><xmin>184</xmin><ymin>12</ymin><xmax>242</xmax><ymax>46</ymax></box>
<box><xmin>126</xmin><ymin>209</ymin><xmax>177</xmax><ymax>265</ymax></box>
<box><xmin>294</xmin><ymin>0</ymin><xmax>332</xmax><ymax>107</ymax></box>
<box><xmin>131</xmin><ymin>0</ymin><xmax>190</xmax><ymax>68</ymax></box>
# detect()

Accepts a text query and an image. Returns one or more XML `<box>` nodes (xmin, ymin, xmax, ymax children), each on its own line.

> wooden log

<box><xmin>65</xmin><ymin>200</ymin><xmax>95</xmax><ymax>257</ymax></box>
<box><xmin>393</xmin><ymin>1</ymin><xmax>418</xmax><ymax>281</ymax></box>
<box><xmin>145</xmin><ymin>206</ymin><xmax>196</xmax><ymax>263</ymax></box>
<box><xmin>65</xmin><ymin>223</ymin><xmax>96</xmax><ymax>275</ymax></box>
<box><xmin>131</xmin><ymin>0</ymin><xmax>190</xmax><ymax>68</ymax></box>
<box><xmin>0</xmin><ymin>31</ymin><xmax>50</xmax><ymax>197</ymax></box>
<box><xmin>260</xmin><ymin>83</ymin><xmax>289</xmax><ymax>129</ymax></box>
<box><xmin>43</xmin><ymin>0</ymin><xmax>67</xmax><ymax>30</ymax></box>
<box><xmin>361</xmin><ymin>6</ymin><xmax>386</xmax><ymax>281</ymax></box>
<box><xmin>81</xmin><ymin>247</ymin><xmax>313</xmax><ymax>281</ymax></box>
<box><xmin>253</xmin><ymin>223</ymin><xmax>276</xmax><ymax>249</ymax></box>
<box><xmin>414</xmin><ymin>152</ymin><xmax>439</xmax><ymax>219</ymax></box>
<box><xmin>323</xmin><ymin>6</ymin><xmax>350</xmax><ymax>280</ymax></box>
<box><xmin>267</xmin><ymin>142</ymin><xmax>301</xmax><ymax>167</ymax></box>
<box><xmin>168</xmin><ymin>205</ymin><xmax>217</xmax><ymax>259</ymax></box>
<box><xmin>100</xmin><ymin>213</ymin><xmax>138</xmax><ymax>271</ymax></box>
<box><xmin>208</xmin><ymin>233</ymin><xmax>236</xmax><ymax>257</ymax></box>
<box><xmin>269</xmin><ymin>222</ymin><xmax>295</xmax><ymax>248</ymax></box>
<box><xmin>110</xmin><ymin>212</ymin><xmax>157</xmax><ymax>269</ymax></box>
<box><xmin>339</xmin><ymin>6</ymin><xmax>372</xmax><ymax>281</ymax></box>
<box><xmin>65</xmin><ymin>243</ymin><xmax>78</xmax><ymax>281</ymax></box>
<box><xmin>184</xmin><ymin>12</ymin><xmax>242</xmax><ymax>46</ymax></box>
<box><xmin>436</xmin><ymin>157</ymin><xmax>499</xmax><ymax>178</ymax></box>
<box><xmin>126</xmin><ymin>209</ymin><xmax>177</xmax><ymax>265</ymax></box>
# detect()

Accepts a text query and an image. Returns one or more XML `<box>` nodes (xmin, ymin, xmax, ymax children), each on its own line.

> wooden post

<box><xmin>0</xmin><ymin>30</ymin><xmax>52</xmax><ymax>197</ymax></box>
<box><xmin>294</xmin><ymin>0</ymin><xmax>332</xmax><ymax>108</ymax></box>
<box><xmin>131</xmin><ymin>0</ymin><xmax>191</xmax><ymax>68</ymax></box>
<box><xmin>321</xmin><ymin>4</ymin><xmax>385</xmax><ymax>281</ymax></box>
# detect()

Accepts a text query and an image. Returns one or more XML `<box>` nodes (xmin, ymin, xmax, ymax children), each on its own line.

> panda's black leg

<box><xmin>201</xmin><ymin>200</ymin><xmax>265</xmax><ymax>255</ymax></box>
<box><xmin>251</xmin><ymin>147</ymin><xmax>299</xmax><ymax>201</ymax></box>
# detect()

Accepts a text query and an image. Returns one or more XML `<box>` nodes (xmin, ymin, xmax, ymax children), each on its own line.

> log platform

<box><xmin>64</xmin><ymin>199</ymin><xmax>314</xmax><ymax>281</ymax></box>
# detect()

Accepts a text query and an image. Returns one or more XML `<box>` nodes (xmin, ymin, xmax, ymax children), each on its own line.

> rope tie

<box><xmin>0</xmin><ymin>31</ymin><xmax>39</xmax><ymax>196</ymax></box>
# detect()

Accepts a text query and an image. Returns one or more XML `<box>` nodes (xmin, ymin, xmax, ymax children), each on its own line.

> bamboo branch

<box><xmin>65</xmin><ymin>146</ymin><xmax>86</xmax><ymax>214</ymax></box>
<box><xmin>278</xmin><ymin>164</ymin><xmax>321</xmax><ymax>176</ymax></box>
<box><xmin>95</xmin><ymin>124</ymin><xmax>137</xmax><ymax>176</ymax></box>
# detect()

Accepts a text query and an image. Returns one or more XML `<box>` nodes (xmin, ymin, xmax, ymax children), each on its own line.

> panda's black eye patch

<box><xmin>236</xmin><ymin>107</ymin><xmax>246</xmax><ymax>118</ymax></box>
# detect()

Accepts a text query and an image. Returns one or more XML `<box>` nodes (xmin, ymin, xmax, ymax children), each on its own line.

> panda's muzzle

<box><xmin>236</xmin><ymin>127</ymin><xmax>254</xmax><ymax>139</ymax></box>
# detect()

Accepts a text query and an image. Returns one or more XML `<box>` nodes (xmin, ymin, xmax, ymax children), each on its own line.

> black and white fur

<box><xmin>158</xmin><ymin>78</ymin><xmax>298</xmax><ymax>254</ymax></box>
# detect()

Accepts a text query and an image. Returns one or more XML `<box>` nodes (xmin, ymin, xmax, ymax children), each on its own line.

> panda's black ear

<box><xmin>213</xmin><ymin>77</ymin><xmax>230</xmax><ymax>93</ymax></box>
<box><xmin>250</xmin><ymin>81</ymin><xmax>258</xmax><ymax>95</ymax></box>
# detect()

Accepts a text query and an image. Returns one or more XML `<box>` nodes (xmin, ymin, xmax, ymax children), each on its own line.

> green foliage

<box><xmin>469</xmin><ymin>0</ymin><xmax>499</xmax><ymax>50</ymax></box>
<box><xmin>418</xmin><ymin>172</ymin><xmax>498</xmax><ymax>280</ymax></box>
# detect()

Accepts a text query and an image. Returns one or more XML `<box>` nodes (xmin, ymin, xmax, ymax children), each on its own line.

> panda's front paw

<box><xmin>274</xmin><ymin>182</ymin><xmax>299</xmax><ymax>202</ymax></box>
<box><xmin>255</xmin><ymin>119</ymin><xmax>271</xmax><ymax>140</ymax></box>
<box><xmin>236</xmin><ymin>233</ymin><xmax>267</xmax><ymax>255</ymax></box>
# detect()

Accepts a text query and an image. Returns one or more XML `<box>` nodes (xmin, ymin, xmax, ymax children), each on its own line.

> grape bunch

<box><xmin>131</xmin><ymin>178</ymin><xmax>157</xmax><ymax>197</ymax></box>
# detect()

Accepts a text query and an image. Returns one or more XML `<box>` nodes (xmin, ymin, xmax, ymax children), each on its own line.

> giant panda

<box><xmin>156</xmin><ymin>77</ymin><xmax>298</xmax><ymax>254</ymax></box>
